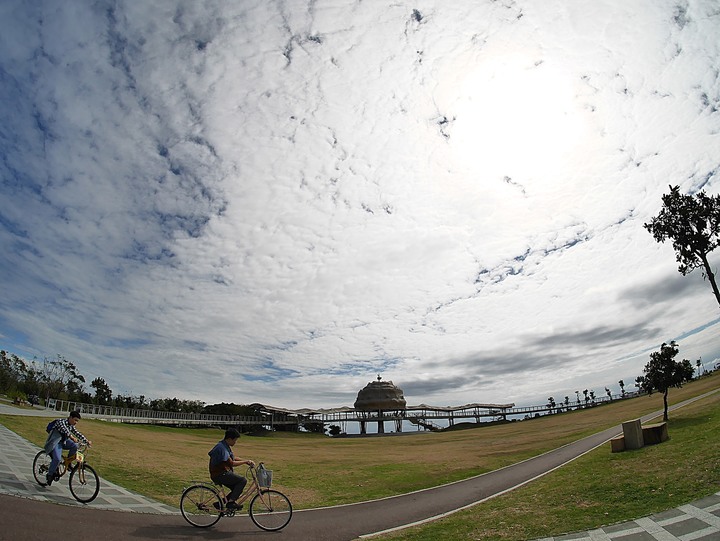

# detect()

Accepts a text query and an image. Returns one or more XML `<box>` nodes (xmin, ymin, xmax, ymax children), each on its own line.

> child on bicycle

<box><xmin>43</xmin><ymin>410</ymin><xmax>91</xmax><ymax>486</ymax></box>
<box><xmin>208</xmin><ymin>428</ymin><xmax>255</xmax><ymax>510</ymax></box>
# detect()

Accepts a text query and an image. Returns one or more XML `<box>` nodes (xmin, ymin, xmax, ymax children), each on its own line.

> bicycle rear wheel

<box><xmin>181</xmin><ymin>485</ymin><xmax>223</xmax><ymax>528</ymax></box>
<box><xmin>249</xmin><ymin>489</ymin><xmax>292</xmax><ymax>531</ymax></box>
<box><xmin>69</xmin><ymin>463</ymin><xmax>100</xmax><ymax>503</ymax></box>
<box><xmin>32</xmin><ymin>450</ymin><xmax>52</xmax><ymax>486</ymax></box>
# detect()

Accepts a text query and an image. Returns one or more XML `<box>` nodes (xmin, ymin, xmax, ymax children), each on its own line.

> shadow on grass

<box><xmin>667</xmin><ymin>414</ymin><xmax>714</xmax><ymax>430</ymax></box>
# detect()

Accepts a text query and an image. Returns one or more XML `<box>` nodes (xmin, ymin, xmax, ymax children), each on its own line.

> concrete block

<box><xmin>642</xmin><ymin>422</ymin><xmax>668</xmax><ymax>445</ymax></box>
<box><xmin>622</xmin><ymin>419</ymin><xmax>644</xmax><ymax>450</ymax></box>
<box><xmin>610</xmin><ymin>436</ymin><xmax>625</xmax><ymax>453</ymax></box>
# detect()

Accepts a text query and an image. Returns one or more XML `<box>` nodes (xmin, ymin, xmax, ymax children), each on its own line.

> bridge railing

<box><xmin>45</xmin><ymin>392</ymin><xmax>638</xmax><ymax>427</ymax></box>
<box><xmin>47</xmin><ymin>398</ymin><xmax>293</xmax><ymax>426</ymax></box>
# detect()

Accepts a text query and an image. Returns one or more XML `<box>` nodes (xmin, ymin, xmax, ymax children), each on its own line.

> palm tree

<box><xmin>618</xmin><ymin>379</ymin><xmax>625</xmax><ymax>397</ymax></box>
<box><xmin>696</xmin><ymin>358</ymin><xmax>703</xmax><ymax>377</ymax></box>
<box><xmin>547</xmin><ymin>397</ymin><xmax>556</xmax><ymax>414</ymax></box>
<box><xmin>605</xmin><ymin>387</ymin><xmax>612</xmax><ymax>401</ymax></box>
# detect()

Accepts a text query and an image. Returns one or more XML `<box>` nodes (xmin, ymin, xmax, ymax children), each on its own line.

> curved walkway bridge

<box><xmin>46</xmin><ymin>395</ymin><xmax>630</xmax><ymax>432</ymax></box>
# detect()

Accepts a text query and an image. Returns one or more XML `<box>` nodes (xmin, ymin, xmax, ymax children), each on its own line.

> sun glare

<box><xmin>444</xmin><ymin>54</ymin><xmax>588</xmax><ymax>187</ymax></box>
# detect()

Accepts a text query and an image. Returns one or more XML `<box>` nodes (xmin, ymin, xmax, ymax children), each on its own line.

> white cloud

<box><xmin>1</xmin><ymin>0</ymin><xmax>718</xmax><ymax>410</ymax></box>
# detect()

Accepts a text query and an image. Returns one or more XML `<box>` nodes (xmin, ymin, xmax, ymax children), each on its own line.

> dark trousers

<box><xmin>213</xmin><ymin>471</ymin><xmax>247</xmax><ymax>502</ymax></box>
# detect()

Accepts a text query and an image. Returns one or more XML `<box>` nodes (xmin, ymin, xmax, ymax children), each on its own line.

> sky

<box><xmin>1</xmin><ymin>0</ymin><xmax>719</xmax><ymax>412</ymax></box>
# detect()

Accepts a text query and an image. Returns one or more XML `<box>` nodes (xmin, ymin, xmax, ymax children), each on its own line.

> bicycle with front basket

<box><xmin>32</xmin><ymin>443</ymin><xmax>100</xmax><ymax>503</ymax></box>
<box><xmin>180</xmin><ymin>463</ymin><xmax>292</xmax><ymax>531</ymax></box>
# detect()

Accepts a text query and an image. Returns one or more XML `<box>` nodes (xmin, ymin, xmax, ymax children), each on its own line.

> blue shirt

<box><xmin>208</xmin><ymin>439</ymin><xmax>234</xmax><ymax>478</ymax></box>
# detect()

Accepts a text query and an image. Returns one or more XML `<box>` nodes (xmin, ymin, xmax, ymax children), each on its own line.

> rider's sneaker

<box><xmin>45</xmin><ymin>474</ymin><xmax>53</xmax><ymax>487</ymax></box>
<box><xmin>226</xmin><ymin>501</ymin><xmax>242</xmax><ymax>511</ymax></box>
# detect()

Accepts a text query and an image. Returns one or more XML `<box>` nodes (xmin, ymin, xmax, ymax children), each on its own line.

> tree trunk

<box><xmin>663</xmin><ymin>389</ymin><xmax>669</xmax><ymax>422</ymax></box>
<box><xmin>701</xmin><ymin>254</ymin><xmax>720</xmax><ymax>308</ymax></box>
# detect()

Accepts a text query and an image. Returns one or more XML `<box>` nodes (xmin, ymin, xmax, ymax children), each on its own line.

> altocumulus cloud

<box><xmin>0</xmin><ymin>0</ymin><xmax>719</xmax><ymax>409</ymax></box>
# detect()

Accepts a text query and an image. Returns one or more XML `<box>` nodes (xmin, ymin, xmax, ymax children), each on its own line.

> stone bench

<box><xmin>642</xmin><ymin>422</ymin><xmax>669</xmax><ymax>445</ymax></box>
<box><xmin>610</xmin><ymin>419</ymin><xmax>668</xmax><ymax>452</ymax></box>
<box><xmin>610</xmin><ymin>435</ymin><xmax>626</xmax><ymax>453</ymax></box>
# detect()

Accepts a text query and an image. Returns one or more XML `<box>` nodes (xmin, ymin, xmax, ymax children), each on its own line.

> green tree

<box><xmin>0</xmin><ymin>350</ymin><xmax>28</xmax><ymax>392</ymax></box>
<box><xmin>301</xmin><ymin>422</ymin><xmax>326</xmax><ymax>434</ymax></box>
<box><xmin>547</xmin><ymin>397</ymin><xmax>556</xmax><ymax>414</ymax></box>
<box><xmin>33</xmin><ymin>354</ymin><xmax>85</xmax><ymax>398</ymax></box>
<box><xmin>640</xmin><ymin>341</ymin><xmax>695</xmax><ymax>421</ymax></box>
<box><xmin>91</xmin><ymin>377</ymin><xmax>113</xmax><ymax>405</ymax></box>
<box><xmin>113</xmin><ymin>394</ymin><xmax>147</xmax><ymax>409</ymax></box>
<box><xmin>22</xmin><ymin>360</ymin><xmax>43</xmax><ymax>397</ymax></box>
<box><xmin>149</xmin><ymin>397</ymin><xmax>205</xmax><ymax>413</ymax></box>
<box><xmin>644</xmin><ymin>184</ymin><xmax>720</xmax><ymax>307</ymax></box>
<box><xmin>65</xmin><ymin>377</ymin><xmax>89</xmax><ymax>402</ymax></box>
<box><xmin>180</xmin><ymin>400</ymin><xmax>206</xmax><ymax>413</ymax></box>
<box><xmin>203</xmin><ymin>402</ymin><xmax>256</xmax><ymax>416</ymax></box>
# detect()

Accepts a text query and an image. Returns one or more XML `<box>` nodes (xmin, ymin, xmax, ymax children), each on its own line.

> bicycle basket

<box><xmin>256</xmin><ymin>464</ymin><xmax>273</xmax><ymax>488</ymax></box>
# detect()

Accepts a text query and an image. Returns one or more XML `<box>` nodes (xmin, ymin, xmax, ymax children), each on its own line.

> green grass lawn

<box><xmin>379</xmin><ymin>384</ymin><xmax>720</xmax><ymax>540</ymax></box>
<box><xmin>2</xmin><ymin>372</ymin><xmax>719</xmax><ymax>540</ymax></box>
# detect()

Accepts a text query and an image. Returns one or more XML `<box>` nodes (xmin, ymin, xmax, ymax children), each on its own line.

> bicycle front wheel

<box><xmin>32</xmin><ymin>450</ymin><xmax>52</xmax><ymax>486</ymax></box>
<box><xmin>69</xmin><ymin>463</ymin><xmax>100</xmax><ymax>503</ymax></box>
<box><xmin>180</xmin><ymin>485</ymin><xmax>223</xmax><ymax>528</ymax></box>
<box><xmin>249</xmin><ymin>489</ymin><xmax>292</xmax><ymax>531</ymax></box>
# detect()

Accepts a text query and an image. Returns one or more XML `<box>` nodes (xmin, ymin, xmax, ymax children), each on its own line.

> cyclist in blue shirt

<box><xmin>208</xmin><ymin>428</ymin><xmax>254</xmax><ymax>510</ymax></box>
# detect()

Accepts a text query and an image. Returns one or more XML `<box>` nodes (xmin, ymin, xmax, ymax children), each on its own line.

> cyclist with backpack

<box><xmin>43</xmin><ymin>410</ymin><xmax>91</xmax><ymax>486</ymax></box>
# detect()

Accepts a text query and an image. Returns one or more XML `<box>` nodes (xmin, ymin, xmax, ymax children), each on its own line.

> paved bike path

<box><xmin>0</xmin><ymin>421</ymin><xmax>177</xmax><ymax>514</ymax></box>
<box><xmin>1</xmin><ymin>393</ymin><xmax>719</xmax><ymax>540</ymax></box>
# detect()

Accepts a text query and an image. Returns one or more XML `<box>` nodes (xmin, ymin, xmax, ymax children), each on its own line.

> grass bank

<box><xmin>380</xmin><ymin>382</ymin><xmax>720</xmax><ymax>540</ymax></box>
<box><xmin>1</xmin><ymin>372</ymin><xmax>718</xmax><ymax>538</ymax></box>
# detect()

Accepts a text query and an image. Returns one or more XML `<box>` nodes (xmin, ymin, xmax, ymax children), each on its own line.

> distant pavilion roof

<box><xmin>354</xmin><ymin>378</ymin><xmax>407</xmax><ymax>411</ymax></box>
